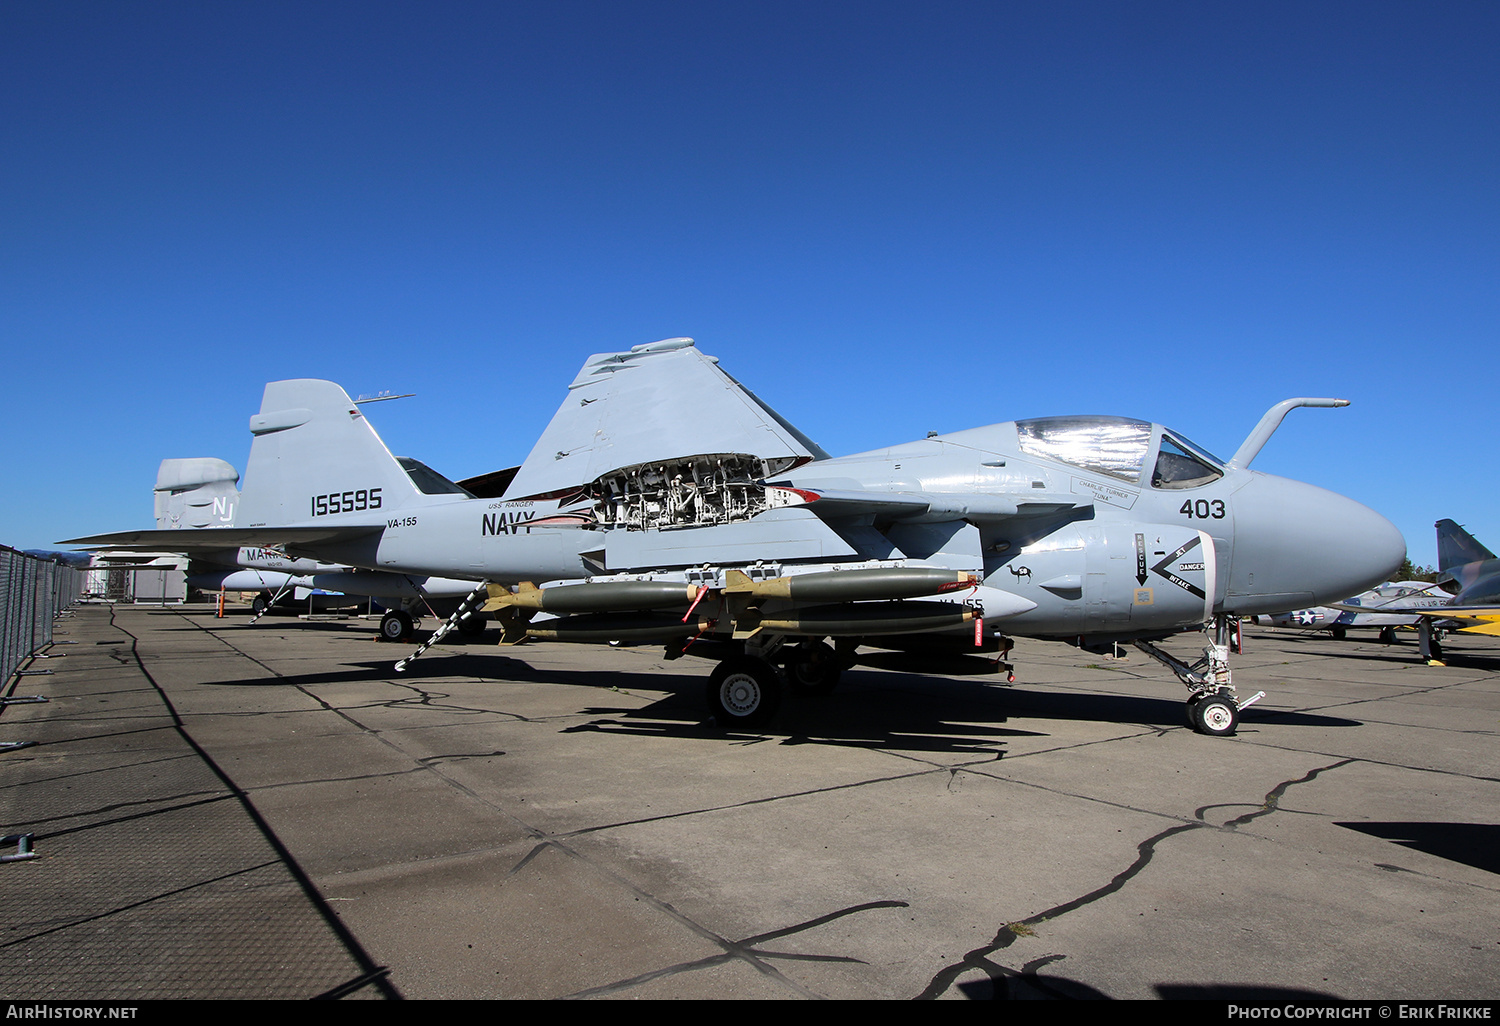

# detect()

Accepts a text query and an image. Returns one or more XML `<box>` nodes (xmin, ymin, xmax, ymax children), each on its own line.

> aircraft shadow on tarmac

<box><xmin>1302</xmin><ymin>647</ymin><xmax>1500</xmax><ymax>671</ymax></box>
<box><xmin>562</xmin><ymin>666</ymin><xmax>1364</xmax><ymax>752</ymax></box>
<box><xmin>567</xmin><ymin>670</ymin><xmax>1041</xmax><ymax>756</ymax></box>
<box><xmin>1335</xmin><ymin>821</ymin><xmax>1500</xmax><ymax>876</ymax></box>
<box><xmin>191</xmin><ymin>654</ymin><xmax>1026</xmax><ymax>755</ymax></box>
<box><xmin>955</xmin><ymin>971</ymin><xmax>1343</xmax><ymax>1001</ymax></box>
<box><xmin>957</xmin><ymin>968</ymin><xmax>1111</xmax><ymax>1000</ymax></box>
<box><xmin>981</xmin><ymin>685</ymin><xmax>1361</xmax><ymax>731</ymax></box>
<box><xmin>1153</xmin><ymin>984</ymin><xmax>1344</xmax><ymax>1001</ymax></box>
<box><xmin>196</xmin><ymin>652</ymin><xmax>1364</xmax><ymax>751</ymax></box>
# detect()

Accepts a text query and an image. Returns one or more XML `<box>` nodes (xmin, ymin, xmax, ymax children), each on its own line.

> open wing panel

<box><xmin>502</xmin><ymin>339</ymin><xmax>825</xmax><ymax>501</ymax></box>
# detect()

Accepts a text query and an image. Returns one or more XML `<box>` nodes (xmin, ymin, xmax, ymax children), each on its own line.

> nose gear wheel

<box><xmin>1191</xmin><ymin>691</ymin><xmax>1239</xmax><ymax>736</ymax></box>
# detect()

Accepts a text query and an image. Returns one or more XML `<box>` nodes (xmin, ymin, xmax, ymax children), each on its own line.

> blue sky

<box><xmin>4</xmin><ymin>1</ymin><xmax>1496</xmax><ymax>567</ymax></box>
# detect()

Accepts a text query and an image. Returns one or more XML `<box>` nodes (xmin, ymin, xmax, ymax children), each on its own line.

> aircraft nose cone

<box><xmin>1231</xmin><ymin>476</ymin><xmax>1406</xmax><ymax>610</ymax></box>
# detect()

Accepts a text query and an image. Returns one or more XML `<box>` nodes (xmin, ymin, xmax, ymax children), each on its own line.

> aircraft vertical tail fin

<box><xmin>154</xmin><ymin>458</ymin><xmax>241</xmax><ymax>529</ymax></box>
<box><xmin>236</xmin><ymin>380</ymin><xmax>466</xmax><ymax>527</ymax></box>
<box><xmin>1436</xmin><ymin>519</ymin><xmax>1494</xmax><ymax>572</ymax></box>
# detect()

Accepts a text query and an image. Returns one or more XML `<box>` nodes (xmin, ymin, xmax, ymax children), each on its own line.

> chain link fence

<box><xmin>1</xmin><ymin>546</ymin><xmax>84</xmax><ymax>686</ymax></box>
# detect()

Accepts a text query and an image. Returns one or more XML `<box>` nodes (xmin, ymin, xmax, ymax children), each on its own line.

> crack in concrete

<box><xmin>561</xmin><ymin>899</ymin><xmax>910</xmax><ymax>999</ymax></box>
<box><xmin>914</xmin><ymin>758</ymin><xmax>1356</xmax><ymax>999</ymax></box>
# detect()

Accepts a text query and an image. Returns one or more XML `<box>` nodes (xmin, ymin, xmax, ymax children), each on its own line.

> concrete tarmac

<box><xmin>2</xmin><ymin>604</ymin><xmax>1497</xmax><ymax>1001</ymax></box>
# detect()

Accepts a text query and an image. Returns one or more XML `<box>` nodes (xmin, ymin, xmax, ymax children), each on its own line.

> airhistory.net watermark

<box><xmin>5</xmin><ymin>1008</ymin><xmax>137</xmax><ymax>1020</ymax></box>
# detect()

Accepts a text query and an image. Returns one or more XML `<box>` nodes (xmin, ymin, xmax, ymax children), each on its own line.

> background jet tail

<box><xmin>154</xmin><ymin>458</ymin><xmax>241</xmax><ymax>529</ymax></box>
<box><xmin>1436</xmin><ymin>518</ymin><xmax>1494</xmax><ymax>572</ymax></box>
<box><xmin>236</xmin><ymin>379</ymin><xmax>460</xmax><ymax>527</ymax></box>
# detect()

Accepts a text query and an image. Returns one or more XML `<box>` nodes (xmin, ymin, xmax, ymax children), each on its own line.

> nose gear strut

<box><xmin>1132</xmin><ymin>613</ymin><xmax>1264</xmax><ymax>736</ymax></box>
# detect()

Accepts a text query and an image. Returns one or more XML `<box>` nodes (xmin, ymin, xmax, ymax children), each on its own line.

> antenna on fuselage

<box><xmin>353</xmin><ymin>391</ymin><xmax>416</xmax><ymax>405</ymax></box>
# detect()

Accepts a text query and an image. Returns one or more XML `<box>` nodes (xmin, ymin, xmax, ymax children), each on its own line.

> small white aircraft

<box><xmin>1253</xmin><ymin>580</ymin><xmax>1448</xmax><ymax>642</ymax></box>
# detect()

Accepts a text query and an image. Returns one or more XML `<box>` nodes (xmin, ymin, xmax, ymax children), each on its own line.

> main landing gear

<box><xmin>706</xmin><ymin>657</ymin><xmax>783</xmax><ymax>729</ymax></box>
<box><xmin>699</xmin><ymin>635</ymin><xmax>858</xmax><ymax>729</ymax></box>
<box><xmin>380</xmin><ymin>609</ymin><xmax>416</xmax><ymax>641</ymax></box>
<box><xmin>249</xmin><ymin>577</ymin><xmax>297</xmax><ymax>624</ymax></box>
<box><xmin>784</xmin><ymin>639</ymin><xmax>843</xmax><ymax>695</ymax></box>
<box><xmin>1134</xmin><ymin>614</ymin><xmax>1265</xmax><ymax>737</ymax></box>
<box><xmin>696</xmin><ymin>631</ymin><xmax>1008</xmax><ymax>730</ymax></box>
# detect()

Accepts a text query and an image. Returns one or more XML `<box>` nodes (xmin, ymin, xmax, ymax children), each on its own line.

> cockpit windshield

<box><xmin>1015</xmin><ymin>416</ymin><xmax>1152</xmax><ymax>484</ymax></box>
<box><xmin>1150</xmin><ymin>432</ymin><xmax>1224</xmax><ymax>490</ymax></box>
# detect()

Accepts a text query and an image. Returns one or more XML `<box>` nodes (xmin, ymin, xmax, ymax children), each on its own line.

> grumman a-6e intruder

<box><xmin>70</xmin><ymin>339</ymin><xmax>1405</xmax><ymax>735</ymax></box>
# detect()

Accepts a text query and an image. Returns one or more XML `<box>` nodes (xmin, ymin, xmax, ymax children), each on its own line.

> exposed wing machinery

<box><xmin>501</xmin><ymin>338</ymin><xmax>823</xmax><ymax>503</ymax></box>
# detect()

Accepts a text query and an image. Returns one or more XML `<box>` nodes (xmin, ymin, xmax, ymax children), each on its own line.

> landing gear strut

<box><xmin>1134</xmin><ymin>614</ymin><xmax>1264</xmax><ymax>736</ymax></box>
<box><xmin>1418</xmin><ymin>619</ymin><xmax>1445</xmax><ymax>665</ymax></box>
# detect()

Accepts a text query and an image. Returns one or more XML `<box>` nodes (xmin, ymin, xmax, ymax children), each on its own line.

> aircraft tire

<box><xmin>457</xmin><ymin>613</ymin><xmax>487</xmax><ymax>637</ymax></box>
<box><xmin>251</xmin><ymin>593</ymin><xmax>270</xmax><ymax>616</ymax></box>
<box><xmin>1190</xmin><ymin>692</ymin><xmax>1239</xmax><ymax>737</ymax></box>
<box><xmin>786</xmin><ymin>640</ymin><xmax>841</xmax><ymax>695</ymax></box>
<box><xmin>380</xmin><ymin>610</ymin><xmax>413</xmax><ymax>642</ymax></box>
<box><xmin>706</xmin><ymin>658</ymin><xmax>782</xmax><ymax>729</ymax></box>
<box><xmin>1185</xmin><ymin>694</ymin><xmax>1204</xmax><ymax>728</ymax></box>
<box><xmin>1331</xmin><ymin>626</ymin><xmax>1347</xmax><ymax>640</ymax></box>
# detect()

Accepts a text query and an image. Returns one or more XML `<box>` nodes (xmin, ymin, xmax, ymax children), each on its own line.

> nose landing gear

<box><xmin>1186</xmin><ymin>690</ymin><xmax>1241</xmax><ymax>736</ymax></box>
<box><xmin>1135</xmin><ymin>614</ymin><xmax>1264</xmax><ymax>736</ymax></box>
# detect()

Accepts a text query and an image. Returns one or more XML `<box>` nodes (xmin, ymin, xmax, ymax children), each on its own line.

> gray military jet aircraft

<box><xmin>1433</xmin><ymin>519</ymin><xmax>1500</xmax><ymax>610</ymax></box>
<box><xmin>1333</xmin><ymin>519</ymin><xmax>1500</xmax><ymax>663</ymax></box>
<box><xmin>69</xmin><ymin>338</ymin><xmax>1405</xmax><ymax>735</ymax></box>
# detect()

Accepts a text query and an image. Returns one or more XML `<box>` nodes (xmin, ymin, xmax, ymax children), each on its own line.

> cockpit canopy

<box><xmin>1015</xmin><ymin>416</ymin><xmax>1224</xmax><ymax>490</ymax></box>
